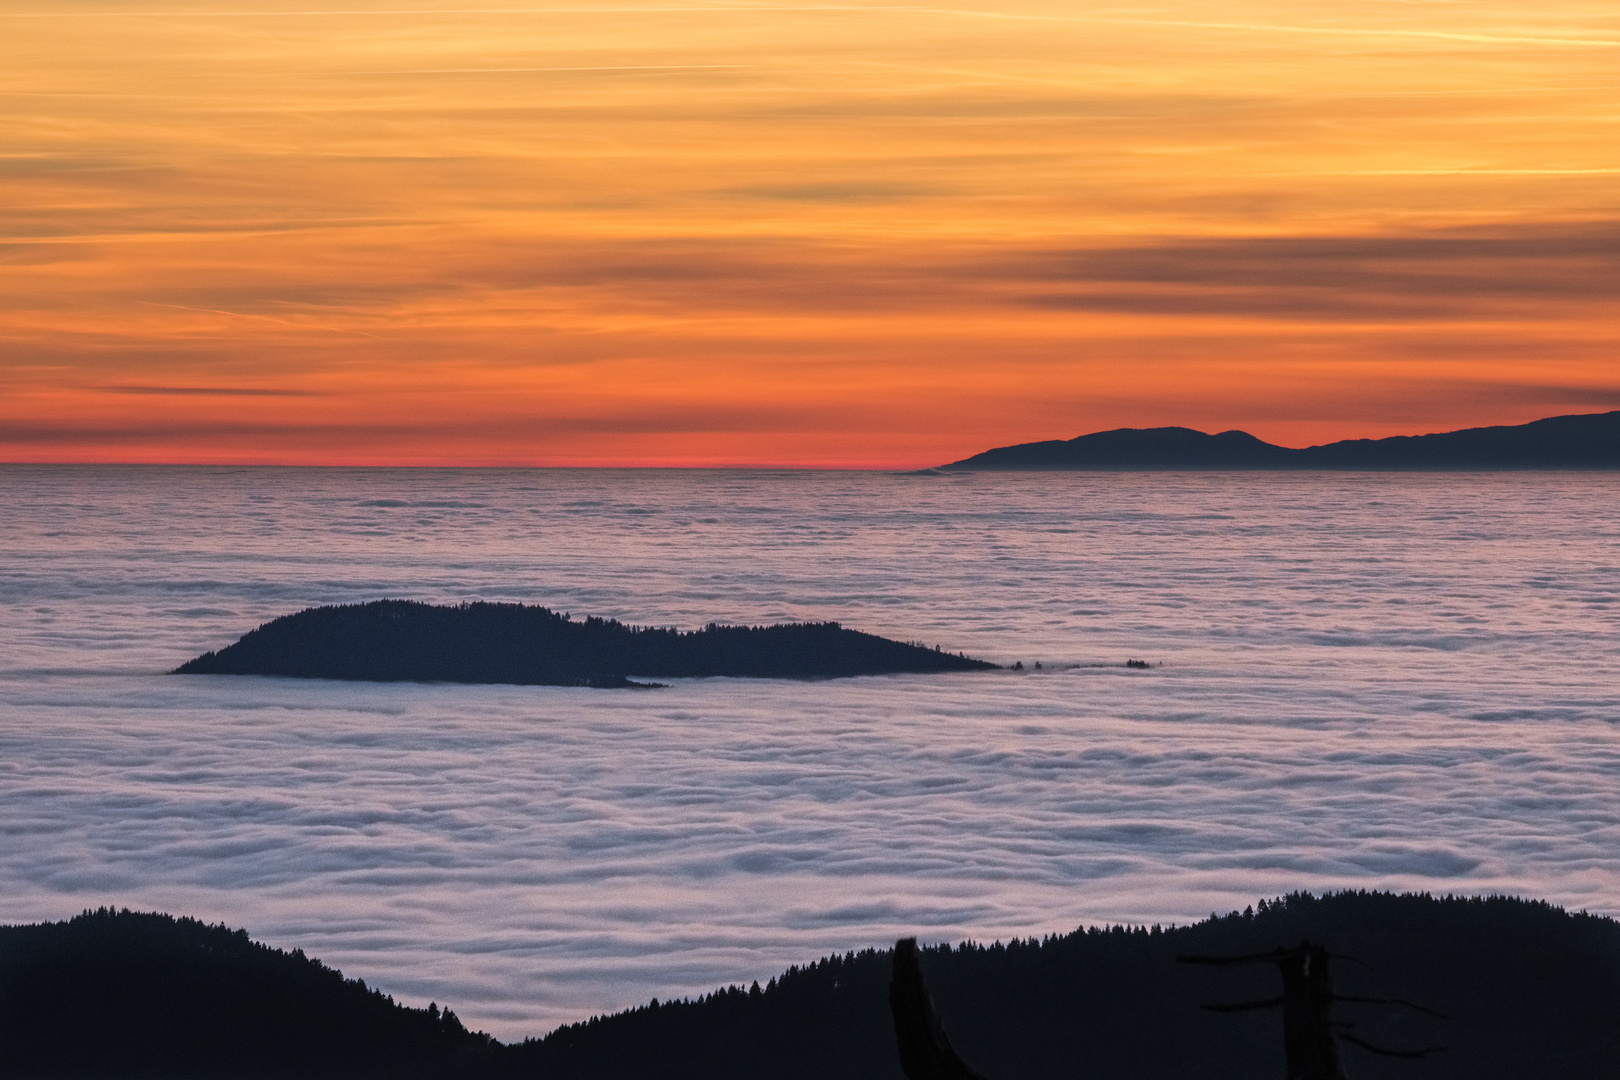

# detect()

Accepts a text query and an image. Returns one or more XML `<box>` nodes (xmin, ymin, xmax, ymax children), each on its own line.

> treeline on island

<box><xmin>3</xmin><ymin>892</ymin><xmax>1616</xmax><ymax>1078</ymax></box>
<box><xmin>174</xmin><ymin>600</ymin><xmax>997</xmax><ymax>687</ymax></box>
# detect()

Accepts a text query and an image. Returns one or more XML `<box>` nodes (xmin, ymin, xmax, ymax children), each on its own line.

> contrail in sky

<box><xmin>1262</xmin><ymin>167</ymin><xmax>1620</xmax><ymax>177</ymax></box>
<box><xmin>338</xmin><ymin>64</ymin><xmax>749</xmax><ymax>74</ymax></box>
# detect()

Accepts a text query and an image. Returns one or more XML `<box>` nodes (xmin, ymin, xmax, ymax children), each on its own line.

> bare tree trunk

<box><xmin>889</xmin><ymin>938</ymin><xmax>991</xmax><ymax>1080</ymax></box>
<box><xmin>1274</xmin><ymin>943</ymin><xmax>1348</xmax><ymax>1080</ymax></box>
<box><xmin>1181</xmin><ymin>940</ymin><xmax>1349</xmax><ymax>1080</ymax></box>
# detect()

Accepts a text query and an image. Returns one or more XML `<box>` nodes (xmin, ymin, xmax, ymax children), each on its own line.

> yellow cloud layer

<box><xmin>2</xmin><ymin>0</ymin><xmax>1617</xmax><ymax>465</ymax></box>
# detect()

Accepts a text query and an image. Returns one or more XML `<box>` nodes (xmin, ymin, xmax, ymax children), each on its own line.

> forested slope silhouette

<box><xmin>492</xmin><ymin>891</ymin><xmax>1619</xmax><ymax>1079</ymax></box>
<box><xmin>0</xmin><ymin>908</ymin><xmax>490</xmax><ymax>1079</ymax></box>
<box><xmin>5</xmin><ymin>893</ymin><xmax>1615</xmax><ymax>1078</ymax></box>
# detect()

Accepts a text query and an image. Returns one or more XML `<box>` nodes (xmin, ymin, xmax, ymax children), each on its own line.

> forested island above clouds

<box><xmin>940</xmin><ymin>409</ymin><xmax>1620</xmax><ymax>470</ymax></box>
<box><xmin>174</xmin><ymin>600</ymin><xmax>997</xmax><ymax>687</ymax></box>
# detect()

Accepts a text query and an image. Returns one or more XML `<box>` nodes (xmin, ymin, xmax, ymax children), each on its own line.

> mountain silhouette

<box><xmin>0</xmin><ymin>908</ymin><xmax>491</xmax><ymax>1079</ymax></box>
<box><xmin>7</xmin><ymin>893</ymin><xmax>1617</xmax><ymax>1079</ymax></box>
<box><xmin>941</xmin><ymin>410</ymin><xmax>1620</xmax><ymax>470</ymax></box>
<box><xmin>174</xmin><ymin>600</ymin><xmax>997</xmax><ymax>687</ymax></box>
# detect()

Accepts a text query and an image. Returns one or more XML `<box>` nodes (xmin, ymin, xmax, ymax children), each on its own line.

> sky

<box><xmin>2</xmin><ymin>0</ymin><xmax>1617</xmax><ymax>467</ymax></box>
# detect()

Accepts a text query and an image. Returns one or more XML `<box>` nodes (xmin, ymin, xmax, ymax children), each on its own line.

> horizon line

<box><xmin>6</xmin><ymin>408</ymin><xmax>1618</xmax><ymax>471</ymax></box>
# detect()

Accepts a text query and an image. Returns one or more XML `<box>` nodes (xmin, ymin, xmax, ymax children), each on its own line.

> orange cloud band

<box><xmin>3</xmin><ymin>1</ymin><xmax>1617</xmax><ymax>465</ymax></box>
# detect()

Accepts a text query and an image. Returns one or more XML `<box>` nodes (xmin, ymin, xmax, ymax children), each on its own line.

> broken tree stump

<box><xmin>889</xmin><ymin>937</ymin><xmax>992</xmax><ymax>1080</ymax></box>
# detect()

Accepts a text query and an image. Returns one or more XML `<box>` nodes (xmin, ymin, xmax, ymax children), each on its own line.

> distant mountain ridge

<box><xmin>941</xmin><ymin>409</ymin><xmax>1620</xmax><ymax>470</ymax></box>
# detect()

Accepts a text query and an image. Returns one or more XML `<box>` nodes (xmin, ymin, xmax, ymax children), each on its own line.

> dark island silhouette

<box><xmin>5</xmin><ymin>892</ymin><xmax>1617</xmax><ymax>1078</ymax></box>
<box><xmin>173</xmin><ymin>600</ymin><xmax>997</xmax><ymax>687</ymax></box>
<box><xmin>940</xmin><ymin>409</ymin><xmax>1620</xmax><ymax>470</ymax></box>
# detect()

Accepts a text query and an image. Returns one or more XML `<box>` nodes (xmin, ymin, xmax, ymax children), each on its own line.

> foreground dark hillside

<box><xmin>4</xmin><ymin>893</ymin><xmax>1616</xmax><ymax>1078</ymax></box>
<box><xmin>496</xmin><ymin>891</ymin><xmax>1620</xmax><ymax>1079</ymax></box>
<box><xmin>175</xmin><ymin>600</ymin><xmax>996</xmax><ymax>686</ymax></box>
<box><xmin>0</xmin><ymin>908</ymin><xmax>490</xmax><ymax>1079</ymax></box>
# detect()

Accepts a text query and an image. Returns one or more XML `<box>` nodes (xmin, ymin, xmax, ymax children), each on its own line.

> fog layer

<box><xmin>1</xmin><ymin>467</ymin><xmax>1615</xmax><ymax>1037</ymax></box>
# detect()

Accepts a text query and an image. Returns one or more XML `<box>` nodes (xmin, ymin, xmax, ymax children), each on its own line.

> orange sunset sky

<box><xmin>2</xmin><ymin>0</ymin><xmax>1617</xmax><ymax>467</ymax></box>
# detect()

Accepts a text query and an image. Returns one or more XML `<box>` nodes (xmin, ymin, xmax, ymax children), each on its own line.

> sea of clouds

<box><xmin>1</xmin><ymin>467</ymin><xmax>1616</xmax><ymax>1037</ymax></box>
